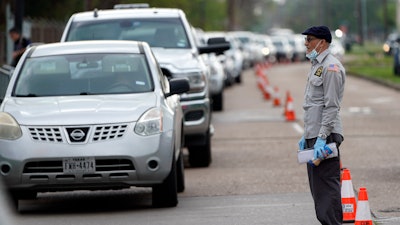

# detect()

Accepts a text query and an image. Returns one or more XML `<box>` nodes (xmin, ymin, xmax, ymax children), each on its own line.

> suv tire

<box><xmin>188</xmin><ymin>129</ymin><xmax>211</xmax><ymax>167</ymax></box>
<box><xmin>212</xmin><ymin>92</ymin><xmax>223</xmax><ymax>111</ymax></box>
<box><xmin>176</xmin><ymin>151</ymin><xmax>185</xmax><ymax>193</ymax></box>
<box><xmin>152</xmin><ymin>156</ymin><xmax>178</xmax><ymax>208</ymax></box>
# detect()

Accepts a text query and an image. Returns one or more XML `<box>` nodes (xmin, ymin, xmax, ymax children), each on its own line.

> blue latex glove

<box><xmin>298</xmin><ymin>136</ymin><xmax>306</xmax><ymax>150</ymax></box>
<box><xmin>313</xmin><ymin>137</ymin><xmax>327</xmax><ymax>159</ymax></box>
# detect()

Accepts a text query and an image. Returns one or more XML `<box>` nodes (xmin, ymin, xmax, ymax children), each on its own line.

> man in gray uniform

<box><xmin>298</xmin><ymin>26</ymin><xmax>346</xmax><ymax>225</ymax></box>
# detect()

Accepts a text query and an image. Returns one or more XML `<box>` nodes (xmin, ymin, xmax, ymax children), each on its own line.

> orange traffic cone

<box><xmin>283</xmin><ymin>91</ymin><xmax>288</xmax><ymax>115</ymax></box>
<box><xmin>273</xmin><ymin>86</ymin><xmax>281</xmax><ymax>107</ymax></box>
<box><xmin>354</xmin><ymin>187</ymin><xmax>373</xmax><ymax>225</ymax></box>
<box><xmin>262</xmin><ymin>61</ymin><xmax>270</xmax><ymax>74</ymax></box>
<box><xmin>256</xmin><ymin>68</ymin><xmax>264</xmax><ymax>91</ymax></box>
<box><xmin>285</xmin><ymin>91</ymin><xmax>296</xmax><ymax>121</ymax></box>
<box><xmin>261</xmin><ymin>74</ymin><xmax>271</xmax><ymax>100</ymax></box>
<box><xmin>256</xmin><ymin>63</ymin><xmax>266</xmax><ymax>77</ymax></box>
<box><xmin>341</xmin><ymin>169</ymin><xmax>357</xmax><ymax>223</ymax></box>
<box><xmin>255</xmin><ymin>63</ymin><xmax>262</xmax><ymax>76</ymax></box>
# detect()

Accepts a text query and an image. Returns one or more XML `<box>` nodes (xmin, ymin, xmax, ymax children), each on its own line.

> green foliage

<box><xmin>344</xmin><ymin>43</ymin><xmax>400</xmax><ymax>85</ymax></box>
<box><xmin>18</xmin><ymin>0</ymin><xmax>400</xmax><ymax>35</ymax></box>
<box><xmin>23</xmin><ymin>0</ymin><xmax>227</xmax><ymax>30</ymax></box>
<box><xmin>376</xmin><ymin>1</ymin><xmax>397</xmax><ymax>32</ymax></box>
<box><xmin>25</xmin><ymin>0</ymin><xmax>85</xmax><ymax>21</ymax></box>
<box><xmin>119</xmin><ymin>0</ymin><xmax>227</xmax><ymax>30</ymax></box>
<box><xmin>257</xmin><ymin>0</ymin><xmax>397</xmax><ymax>36</ymax></box>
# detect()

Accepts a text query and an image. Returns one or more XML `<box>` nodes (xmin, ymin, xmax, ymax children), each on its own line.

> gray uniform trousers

<box><xmin>305</xmin><ymin>133</ymin><xmax>343</xmax><ymax>225</ymax></box>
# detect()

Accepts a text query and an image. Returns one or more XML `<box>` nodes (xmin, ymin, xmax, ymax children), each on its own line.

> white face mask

<box><xmin>306</xmin><ymin>40</ymin><xmax>322</xmax><ymax>60</ymax></box>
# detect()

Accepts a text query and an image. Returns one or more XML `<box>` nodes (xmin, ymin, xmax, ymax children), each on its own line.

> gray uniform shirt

<box><xmin>303</xmin><ymin>49</ymin><xmax>345</xmax><ymax>139</ymax></box>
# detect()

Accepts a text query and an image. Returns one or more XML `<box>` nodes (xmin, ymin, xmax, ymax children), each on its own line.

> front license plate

<box><xmin>63</xmin><ymin>157</ymin><xmax>95</xmax><ymax>173</ymax></box>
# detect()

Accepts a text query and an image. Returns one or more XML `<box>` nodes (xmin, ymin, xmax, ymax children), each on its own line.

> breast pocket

<box><xmin>309</xmin><ymin>76</ymin><xmax>323</xmax><ymax>100</ymax></box>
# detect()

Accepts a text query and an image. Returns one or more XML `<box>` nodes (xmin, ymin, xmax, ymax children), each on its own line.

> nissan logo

<box><xmin>70</xmin><ymin>129</ymin><xmax>85</xmax><ymax>141</ymax></box>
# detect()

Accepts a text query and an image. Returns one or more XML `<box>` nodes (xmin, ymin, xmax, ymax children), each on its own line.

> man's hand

<box><xmin>298</xmin><ymin>136</ymin><xmax>306</xmax><ymax>150</ymax></box>
<box><xmin>313</xmin><ymin>137</ymin><xmax>327</xmax><ymax>159</ymax></box>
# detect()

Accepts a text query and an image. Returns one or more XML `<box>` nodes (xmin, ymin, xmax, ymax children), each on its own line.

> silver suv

<box><xmin>0</xmin><ymin>40</ymin><xmax>189</xmax><ymax>208</ymax></box>
<box><xmin>60</xmin><ymin>6</ymin><xmax>229</xmax><ymax>167</ymax></box>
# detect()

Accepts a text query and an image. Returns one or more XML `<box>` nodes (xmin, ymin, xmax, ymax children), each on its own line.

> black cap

<box><xmin>302</xmin><ymin>26</ymin><xmax>332</xmax><ymax>43</ymax></box>
<box><xmin>9</xmin><ymin>26</ymin><xmax>21</xmax><ymax>34</ymax></box>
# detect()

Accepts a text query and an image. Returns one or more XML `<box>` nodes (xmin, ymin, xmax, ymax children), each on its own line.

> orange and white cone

<box><xmin>272</xmin><ymin>86</ymin><xmax>281</xmax><ymax>107</ymax></box>
<box><xmin>261</xmin><ymin>75</ymin><xmax>271</xmax><ymax>100</ymax></box>
<box><xmin>255</xmin><ymin>63</ymin><xmax>263</xmax><ymax>77</ymax></box>
<box><xmin>256</xmin><ymin>64</ymin><xmax>265</xmax><ymax>91</ymax></box>
<box><xmin>354</xmin><ymin>187</ymin><xmax>373</xmax><ymax>225</ymax></box>
<box><xmin>284</xmin><ymin>91</ymin><xmax>296</xmax><ymax>121</ymax></box>
<box><xmin>341</xmin><ymin>169</ymin><xmax>357</xmax><ymax>223</ymax></box>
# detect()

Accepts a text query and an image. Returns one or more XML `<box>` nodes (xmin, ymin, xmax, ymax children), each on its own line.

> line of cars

<box><xmin>221</xmin><ymin>29</ymin><xmax>345</xmax><ymax>66</ymax></box>
<box><xmin>0</xmin><ymin>4</ymin><xmax>231</xmax><ymax>210</ymax></box>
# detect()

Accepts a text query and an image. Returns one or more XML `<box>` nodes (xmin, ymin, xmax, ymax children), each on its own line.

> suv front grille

<box><xmin>29</xmin><ymin>127</ymin><xmax>63</xmax><ymax>143</ymax></box>
<box><xmin>27</xmin><ymin>124</ymin><xmax>128</xmax><ymax>143</ymax></box>
<box><xmin>23</xmin><ymin>159</ymin><xmax>135</xmax><ymax>173</ymax></box>
<box><xmin>23</xmin><ymin>160</ymin><xmax>62</xmax><ymax>173</ymax></box>
<box><xmin>93</xmin><ymin>125</ymin><xmax>128</xmax><ymax>141</ymax></box>
<box><xmin>96</xmin><ymin>159</ymin><xmax>134</xmax><ymax>171</ymax></box>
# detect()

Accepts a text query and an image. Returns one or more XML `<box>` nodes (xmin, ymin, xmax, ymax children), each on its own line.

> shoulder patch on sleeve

<box><xmin>328</xmin><ymin>64</ymin><xmax>339</xmax><ymax>72</ymax></box>
<box><xmin>314</xmin><ymin>66</ymin><xmax>323</xmax><ymax>77</ymax></box>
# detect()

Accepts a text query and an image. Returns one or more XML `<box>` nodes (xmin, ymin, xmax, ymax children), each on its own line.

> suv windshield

<box><xmin>66</xmin><ymin>18</ymin><xmax>190</xmax><ymax>49</ymax></box>
<box><xmin>13</xmin><ymin>53</ymin><xmax>153</xmax><ymax>97</ymax></box>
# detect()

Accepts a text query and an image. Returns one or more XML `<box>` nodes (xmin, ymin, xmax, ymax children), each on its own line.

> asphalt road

<box><xmin>10</xmin><ymin>62</ymin><xmax>400</xmax><ymax>225</ymax></box>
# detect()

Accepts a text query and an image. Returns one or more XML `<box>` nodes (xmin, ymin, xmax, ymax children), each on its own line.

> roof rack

<box><xmin>113</xmin><ymin>3</ymin><xmax>150</xmax><ymax>9</ymax></box>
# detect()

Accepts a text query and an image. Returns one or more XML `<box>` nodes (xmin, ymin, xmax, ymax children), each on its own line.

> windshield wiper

<box><xmin>15</xmin><ymin>93</ymin><xmax>37</xmax><ymax>97</ymax></box>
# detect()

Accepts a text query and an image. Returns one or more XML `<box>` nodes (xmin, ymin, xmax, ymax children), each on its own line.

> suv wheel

<box><xmin>212</xmin><ymin>92</ymin><xmax>223</xmax><ymax>112</ymax></box>
<box><xmin>235</xmin><ymin>72</ymin><xmax>242</xmax><ymax>83</ymax></box>
<box><xmin>176</xmin><ymin>150</ymin><xmax>185</xmax><ymax>193</ymax></box>
<box><xmin>152</xmin><ymin>156</ymin><xmax>178</xmax><ymax>208</ymax></box>
<box><xmin>188</xmin><ymin>129</ymin><xmax>211</xmax><ymax>167</ymax></box>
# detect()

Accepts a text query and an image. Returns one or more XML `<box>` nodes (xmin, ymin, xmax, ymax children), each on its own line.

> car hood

<box><xmin>151</xmin><ymin>48</ymin><xmax>200</xmax><ymax>70</ymax></box>
<box><xmin>3</xmin><ymin>93</ymin><xmax>157</xmax><ymax>125</ymax></box>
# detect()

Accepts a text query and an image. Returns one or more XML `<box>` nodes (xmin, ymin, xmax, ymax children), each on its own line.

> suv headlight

<box><xmin>0</xmin><ymin>112</ymin><xmax>22</xmax><ymax>140</ymax></box>
<box><xmin>175</xmin><ymin>72</ymin><xmax>206</xmax><ymax>93</ymax></box>
<box><xmin>134</xmin><ymin>108</ymin><xmax>163</xmax><ymax>136</ymax></box>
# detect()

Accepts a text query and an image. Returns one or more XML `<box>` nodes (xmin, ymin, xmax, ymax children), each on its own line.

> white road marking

<box><xmin>348</xmin><ymin>107</ymin><xmax>371</xmax><ymax>114</ymax></box>
<box><xmin>369</xmin><ymin>97</ymin><xmax>393</xmax><ymax>104</ymax></box>
<box><xmin>293</xmin><ymin>123</ymin><xmax>304</xmax><ymax>134</ymax></box>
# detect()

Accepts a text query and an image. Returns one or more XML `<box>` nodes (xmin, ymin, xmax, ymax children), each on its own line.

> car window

<box><xmin>13</xmin><ymin>53</ymin><xmax>154</xmax><ymax>97</ymax></box>
<box><xmin>66</xmin><ymin>18</ymin><xmax>190</xmax><ymax>49</ymax></box>
<box><xmin>0</xmin><ymin>68</ymin><xmax>11</xmax><ymax>102</ymax></box>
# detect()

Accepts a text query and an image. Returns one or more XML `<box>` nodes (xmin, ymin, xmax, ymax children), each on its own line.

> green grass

<box><xmin>344</xmin><ymin>43</ymin><xmax>400</xmax><ymax>87</ymax></box>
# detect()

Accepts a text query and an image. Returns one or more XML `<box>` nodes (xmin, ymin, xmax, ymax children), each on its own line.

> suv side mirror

<box><xmin>198</xmin><ymin>37</ymin><xmax>230</xmax><ymax>55</ymax></box>
<box><xmin>166</xmin><ymin>77</ymin><xmax>190</xmax><ymax>97</ymax></box>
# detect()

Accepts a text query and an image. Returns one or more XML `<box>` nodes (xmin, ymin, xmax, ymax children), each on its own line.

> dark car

<box><xmin>383</xmin><ymin>32</ymin><xmax>400</xmax><ymax>56</ymax></box>
<box><xmin>393</xmin><ymin>43</ymin><xmax>400</xmax><ymax>75</ymax></box>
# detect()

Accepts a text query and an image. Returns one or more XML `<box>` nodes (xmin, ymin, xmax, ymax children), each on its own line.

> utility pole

<box><xmin>357</xmin><ymin>0</ymin><xmax>364</xmax><ymax>45</ymax></box>
<box><xmin>361</xmin><ymin>0</ymin><xmax>367</xmax><ymax>42</ymax></box>
<box><xmin>227</xmin><ymin>0</ymin><xmax>236</xmax><ymax>31</ymax></box>
<box><xmin>383</xmin><ymin>0</ymin><xmax>388</xmax><ymax>39</ymax></box>
<box><xmin>14</xmin><ymin>0</ymin><xmax>23</xmax><ymax>30</ymax></box>
<box><xmin>397</xmin><ymin>0</ymin><xmax>400</xmax><ymax>32</ymax></box>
